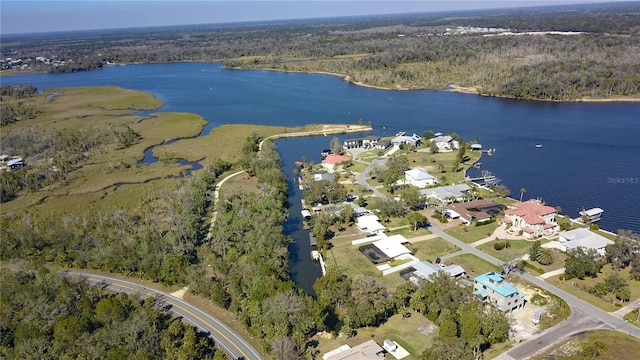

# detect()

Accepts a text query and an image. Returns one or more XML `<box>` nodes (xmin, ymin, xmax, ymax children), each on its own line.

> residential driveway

<box><xmin>471</xmin><ymin>223</ymin><xmax>527</xmax><ymax>247</ymax></box>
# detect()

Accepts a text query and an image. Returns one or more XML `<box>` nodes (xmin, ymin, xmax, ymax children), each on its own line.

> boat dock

<box><xmin>467</xmin><ymin>170</ymin><xmax>500</xmax><ymax>186</ymax></box>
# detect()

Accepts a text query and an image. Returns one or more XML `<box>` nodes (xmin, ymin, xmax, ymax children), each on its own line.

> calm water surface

<box><xmin>4</xmin><ymin>63</ymin><xmax>639</xmax><ymax>290</ymax></box>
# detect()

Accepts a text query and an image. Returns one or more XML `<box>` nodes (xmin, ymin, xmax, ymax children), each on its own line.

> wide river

<box><xmin>4</xmin><ymin>62</ymin><xmax>639</xmax><ymax>290</ymax></box>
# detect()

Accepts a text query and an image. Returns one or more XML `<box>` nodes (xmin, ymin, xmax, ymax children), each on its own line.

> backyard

<box><xmin>408</xmin><ymin>237</ymin><xmax>461</xmax><ymax>262</ymax></box>
<box><xmin>447</xmin><ymin>253</ymin><xmax>500</xmax><ymax>278</ymax></box>
<box><xmin>313</xmin><ymin>310</ymin><xmax>438</xmax><ymax>360</ymax></box>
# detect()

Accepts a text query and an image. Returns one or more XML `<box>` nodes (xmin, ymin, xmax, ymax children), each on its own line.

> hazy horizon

<box><xmin>1</xmin><ymin>0</ymin><xmax>635</xmax><ymax>36</ymax></box>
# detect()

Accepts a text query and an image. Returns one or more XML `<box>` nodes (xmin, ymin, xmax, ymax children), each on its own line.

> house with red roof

<box><xmin>503</xmin><ymin>199</ymin><xmax>558</xmax><ymax>239</ymax></box>
<box><xmin>321</xmin><ymin>154</ymin><xmax>351</xmax><ymax>173</ymax></box>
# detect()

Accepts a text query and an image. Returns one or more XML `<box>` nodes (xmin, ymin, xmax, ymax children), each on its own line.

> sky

<box><xmin>0</xmin><ymin>0</ymin><xmax>633</xmax><ymax>35</ymax></box>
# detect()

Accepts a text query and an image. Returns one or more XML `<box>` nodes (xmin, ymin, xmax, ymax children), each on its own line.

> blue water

<box><xmin>3</xmin><ymin>62</ymin><xmax>639</xmax><ymax>237</ymax></box>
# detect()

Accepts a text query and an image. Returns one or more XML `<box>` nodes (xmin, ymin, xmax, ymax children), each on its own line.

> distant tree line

<box><xmin>0</xmin><ymin>268</ymin><xmax>226</xmax><ymax>359</ymax></box>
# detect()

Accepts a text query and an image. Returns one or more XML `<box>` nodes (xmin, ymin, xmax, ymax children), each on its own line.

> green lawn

<box><xmin>447</xmin><ymin>254</ymin><xmax>500</xmax><ymax>278</ymax></box>
<box><xmin>477</xmin><ymin>239</ymin><xmax>535</xmax><ymax>262</ymax></box>
<box><xmin>326</xmin><ymin>237</ymin><xmax>380</xmax><ymax>278</ymax></box>
<box><xmin>314</xmin><ymin>310</ymin><xmax>438</xmax><ymax>360</ymax></box>
<box><xmin>388</xmin><ymin>227</ymin><xmax>431</xmax><ymax>237</ymax></box>
<box><xmin>408</xmin><ymin>238</ymin><xmax>461</xmax><ymax>262</ymax></box>
<box><xmin>445</xmin><ymin>222</ymin><xmax>499</xmax><ymax>243</ymax></box>
<box><xmin>624</xmin><ymin>309</ymin><xmax>640</xmax><ymax>328</ymax></box>
<box><xmin>524</xmin><ymin>249</ymin><xmax>567</xmax><ymax>274</ymax></box>
<box><xmin>546</xmin><ymin>265</ymin><xmax>640</xmax><ymax>312</ymax></box>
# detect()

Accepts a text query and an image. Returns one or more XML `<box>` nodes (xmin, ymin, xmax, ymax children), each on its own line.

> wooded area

<box><xmin>0</xmin><ymin>268</ymin><xmax>226</xmax><ymax>359</ymax></box>
<box><xmin>2</xmin><ymin>2</ymin><xmax>639</xmax><ymax>101</ymax></box>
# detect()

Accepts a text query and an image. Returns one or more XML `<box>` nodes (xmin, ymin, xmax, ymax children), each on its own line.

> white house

<box><xmin>356</xmin><ymin>215</ymin><xmax>386</xmax><ymax>234</ymax></box>
<box><xmin>420</xmin><ymin>183</ymin><xmax>471</xmax><ymax>202</ymax></box>
<box><xmin>405</xmin><ymin>169</ymin><xmax>437</xmax><ymax>188</ymax></box>
<box><xmin>362</xmin><ymin>135</ymin><xmax>381</xmax><ymax>148</ymax></box>
<box><xmin>429</xmin><ymin>135</ymin><xmax>453</xmax><ymax>152</ymax></box>
<box><xmin>558</xmin><ymin>228</ymin><xmax>614</xmax><ymax>256</ymax></box>
<box><xmin>372</xmin><ymin>234</ymin><xmax>412</xmax><ymax>259</ymax></box>
<box><xmin>392</xmin><ymin>133</ymin><xmax>421</xmax><ymax>146</ymax></box>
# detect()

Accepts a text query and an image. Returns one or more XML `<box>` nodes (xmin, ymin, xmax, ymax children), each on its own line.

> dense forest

<box><xmin>2</xmin><ymin>2</ymin><xmax>639</xmax><ymax>101</ymax></box>
<box><xmin>0</xmin><ymin>268</ymin><xmax>226</xmax><ymax>359</ymax></box>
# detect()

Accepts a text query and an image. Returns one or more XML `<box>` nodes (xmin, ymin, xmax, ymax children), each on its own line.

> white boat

<box><xmin>535</xmin><ymin>144</ymin><xmax>542</xmax><ymax>148</ymax></box>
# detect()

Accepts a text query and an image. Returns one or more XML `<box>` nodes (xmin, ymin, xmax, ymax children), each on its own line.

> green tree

<box><xmin>519</xmin><ymin>188</ymin><xmax>527</xmax><ymax>202</ymax></box>
<box><xmin>537</xmin><ymin>248</ymin><xmax>554</xmax><ymax>265</ymax></box>
<box><xmin>330</xmin><ymin>136</ymin><xmax>342</xmax><ymax>155</ymax></box>
<box><xmin>407</xmin><ymin>211</ymin><xmax>429</xmax><ymax>231</ymax></box>
<box><xmin>605</xmin><ymin>230</ymin><xmax>640</xmax><ymax>269</ymax></box>
<box><xmin>420</xmin><ymin>337</ymin><xmax>473</xmax><ymax>360</ymax></box>
<box><xmin>565</xmin><ymin>247</ymin><xmax>604</xmax><ymax>280</ymax></box>
<box><xmin>400</xmin><ymin>186</ymin><xmax>424</xmax><ymax>209</ymax></box>
<box><xmin>529</xmin><ymin>240</ymin><xmax>542</xmax><ymax>261</ymax></box>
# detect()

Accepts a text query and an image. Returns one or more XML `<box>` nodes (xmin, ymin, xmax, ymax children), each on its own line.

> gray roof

<box><xmin>430</xmin><ymin>135</ymin><xmax>453</xmax><ymax>143</ymax></box>
<box><xmin>560</xmin><ymin>228</ymin><xmax>613</xmax><ymax>250</ymax></box>
<box><xmin>343</xmin><ymin>201</ymin><xmax>369</xmax><ymax>215</ymax></box>
<box><xmin>420</xmin><ymin>183</ymin><xmax>470</xmax><ymax>200</ymax></box>
<box><xmin>412</xmin><ymin>261</ymin><xmax>465</xmax><ymax>281</ymax></box>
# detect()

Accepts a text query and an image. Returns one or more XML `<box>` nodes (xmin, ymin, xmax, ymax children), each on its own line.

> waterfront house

<box><xmin>323</xmin><ymin>340</ymin><xmax>385</xmax><ymax>360</ymax></box>
<box><xmin>343</xmin><ymin>137</ymin><xmax>363</xmax><ymax>149</ymax></box>
<box><xmin>473</xmin><ymin>272</ymin><xmax>525</xmax><ymax>312</ymax></box>
<box><xmin>313</xmin><ymin>170</ymin><xmax>335</xmax><ymax>181</ymax></box>
<box><xmin>470</xmin><ymin>143</ymin><xmax>483</xmax><ymax>151</ymax></box>
<box><xmin>405</xmin><ymin>168</ymin><xmax>437</xmax><ymax>188</ymax></box>
<box><xmin>392</xmin><ymin>133</ymin><xmax>421</xmax><ymax>146</ymax></box>
<box><xmin>446</xmin><ymin>199</ymin><xmax>504</xmax><ymax>225</ymax></box>
<box><xmin>420</xmin><ymin>183</ymin><xmax>471</xmax><ymax>203</ymax></box>
<box><xmin>376</xmin><ymin>139</ymin><xmax>392</xmax><ymax>150</ymax></box>
<box><xmin>362</xmin><ymin>135</ymin><xmax>381</xmax><ymax>148</ymax></box>
<box><xmin>343</xmin><ymin>201</ymin><xmax>370</xmax><ymax>218</ymax></box>
<box><xmin>343</xmin><ymin>135</ymin><xmax>380</xmax><ymax>150</ymax></box>
<box><xmin>558</xmin><ymin>228</ymin><xmax>613</xmax><ymax>256</ymax></box>
<box><xmin>429</xmin><ymin>135</ymin><xmax>454</xmax><ymax>151</ymax></box>
<box><xmin>503</xmin><ymin>199</ymin><xmax>558</xmax><ymax>238</ymax></box>
<box><xmin>322</xmin><ymin>154</ymin><xmax>351</xmax><ymax>173</ymax></box>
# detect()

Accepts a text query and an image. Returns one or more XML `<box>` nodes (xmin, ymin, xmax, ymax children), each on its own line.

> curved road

<box><xmin>64</xmin><ymin>271</ymin><xmax>264</xmax><ymax>360</ymax></box>
<box><xmin>428</xmin><ymin>226</ymin><xmax>640</xmax><ymax>359</ymax></box>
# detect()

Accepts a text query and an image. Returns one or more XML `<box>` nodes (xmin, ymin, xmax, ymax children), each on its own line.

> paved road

<box><xmin>65</xmin><ymin>271</ymin><xmax>264</xmax><ymax>360</ymax></box>
<box><xmin>354</xmin><ymin>155</ymin><xmax>388</xmax><ymax>199</ymax></box>
<box><xmin>429</xmin><ymin>226</ymin><xmax>640</xmax><ymax>358</ymax></box>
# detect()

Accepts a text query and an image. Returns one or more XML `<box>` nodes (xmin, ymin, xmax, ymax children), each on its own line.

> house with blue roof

<box><xmin>473</xmin><ymin>272</ymin><xmax>525</xmax><ymax>312</ymax></box>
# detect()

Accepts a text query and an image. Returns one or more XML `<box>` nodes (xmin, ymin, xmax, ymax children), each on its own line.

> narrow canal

<box><xmin>276</xmin><ymin>136</ymin><xmax>327</xmax><ymax>296</ymax></box>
